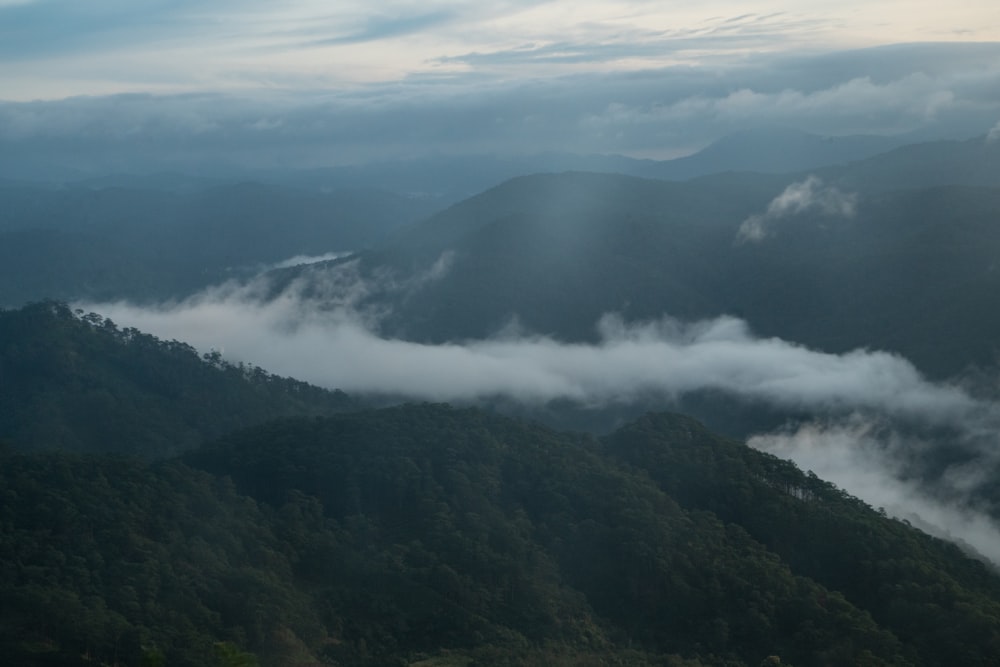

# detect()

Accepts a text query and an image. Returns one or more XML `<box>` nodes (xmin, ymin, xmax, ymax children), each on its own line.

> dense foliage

<box><xmin>187</xmin><ymin>406</ymin><xmax>913</xmax><ymax>666</ymax></box>
<box><xmin>604</xmin><ymin>413</ymin><xmax>1000</xmax><ymax>665</ymax></box>
<box><xmin>0</xmin><ymin>302</ymin><xmax>354</xmax><ymax>457</ymax></box>
<box><xmin>7</xmin><ymin>401</ymin><xmax>997</xmax><ymax>665</ymax></box>
<box><xmin>0</xmin><ymin>449</ymin><xmax>323</xmax><ymax>666</ymax></box>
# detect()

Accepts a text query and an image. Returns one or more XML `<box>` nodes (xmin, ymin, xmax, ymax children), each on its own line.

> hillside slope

<box><xmin>0</xmin><ymin>302</ymin><xmax>355</xmax><ymax>457</ymax></box>
<box><xmin>317</xmin><ymin>167</ymin><xmax>1000</xmax><ymax>379</ymax></box>
<box><xmin>7</xmin><ymin>404</ymin><xmax>1000</xmax><ymax>665</ymax></box>
<box><xmin>0</xmin><ymin>182</ymin><xmax>439</xmax><ymax>306</ymax></box>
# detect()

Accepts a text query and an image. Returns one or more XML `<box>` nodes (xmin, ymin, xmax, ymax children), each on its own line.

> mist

<box><xmin>989</xmin><ymin>119</ymin><xmax>1000</xmax><ymax>142</ymax></box>
<box><xmin>77</xmin><ymin>265</ymin><xmax>978</xmax><ymax>419</ymax></box>
<box><xmin>749</xmin><ymin>419</ymin><xmax>1000</xmax><ymax>565</ymax></box>
<box><xmin>76</xmin><ymin>259</ymin><xmax>1000</xmax><ymax>564</ymax></box>
<box><xmin>265</xmin><ymin>251</ymin><xmax>354</xmax><ymax>270</ymax></box>
<box><xmin>738</xmin><ymin>176</ymin><xmax>858</xmax><ymax>243</ymax></box>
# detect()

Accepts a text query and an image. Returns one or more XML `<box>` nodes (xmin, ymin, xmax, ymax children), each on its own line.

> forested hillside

<box><xmin>4</xmin><ymin>404</ymin><xmax>1000</xmax><ymax>666</ymax></box>
<box><xmin>0</xmin><ymin>302</ymin><xmax>354</xmax><ymax>457</ymax></box>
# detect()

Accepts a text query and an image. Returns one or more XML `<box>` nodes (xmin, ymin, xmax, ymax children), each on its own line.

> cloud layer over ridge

<box><xmin>76</xmin><ymin>259</ymin><xmax>1000</xmax><ymax>564</ymax></box>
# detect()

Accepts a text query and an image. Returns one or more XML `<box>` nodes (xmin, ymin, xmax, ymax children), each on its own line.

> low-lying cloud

<box><xmin>737</xmin><ymin>176</ymin><xmax>857</xmax><ymax>243</ymax></box>
<box><xmin>79</xmin><ymin>267</ymin><xmax>974</xmax><ymax>420</ymax></box>
<box><xmin>77</xmin><ymin>261</ymin><xmax>1000</xmax><ymax>564</ymax></box>
<box><xmin>988</xmin><ymin>119</ymin><xmax>1000</xmax><ymax>143</ymax></box>
<box><xmin>266</xmin><ymin>251</ymin><xmax>354</xmax><ymax>270</ymax></box>
<box><xmin>749</xmin><ymin>418</ymin><xmax>1000</xmax><ymax>564</ymax></box>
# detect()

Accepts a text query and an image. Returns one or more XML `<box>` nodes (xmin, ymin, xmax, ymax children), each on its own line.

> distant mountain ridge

<box><xmin>818</xmin><ymin>134</ymin><xmax>1000</xmax><ymax>191</ymax></box>
<box><xmin>182</xmin><ymin>127</ymin><xmax>923</xmax><ymax>200</ymax></box>
<box><xmin>0</xmin><ymin>181</ymin><xmax>442</xmax><ymax>306</ymax></box>
<box><xmin>2</xmin><ymin>128</ymin><xmax>975</xmax><ymax>309</ymax></box>
<box><xmin>315</xmin><ymin>158</ymin><xmax>999</xmax><ymax>381</ymax></box>
<box><xmin>644</xmin><ymin>127</ymin><xmax>906</xmax><ymax>180</ymax></box>
<box><xmin>0</xmin><ymin>126</ymin><xmax>916</xmax><ymax>199</ymax></box>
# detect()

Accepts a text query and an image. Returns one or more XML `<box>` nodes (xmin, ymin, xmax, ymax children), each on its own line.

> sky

<box><xmin>2</xmin><ymin>1</ymin><xmax>1000</xmax><ymax>169</ymax></box>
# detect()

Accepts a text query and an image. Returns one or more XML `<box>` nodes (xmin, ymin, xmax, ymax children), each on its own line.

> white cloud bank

<box><xmin>77</xmin><ymin>261</ymin><xmax>1000</xmax><ymax>564</ymax></box>
<box><xmin>265</xmin><ymin>251</ymin><xmax>354</xmax><ymax>270</ymax></box>
<box><xmin>78</xmin><ymin>270</ymin><xmax>974</xmax><ymax>420</ymax></box>
<box><xmin>3</xmin><ymin>42</ymin><xmax>1000</xmax><ymax>170</ymax></box>
<box><xmin>738</xmin><ymin>176</ymin><xmax>858</xmax><ymax>242</ymax></box>
<box><xmin>988</xmin><ymin>119</ymin><xmax>1000</xmax><ymax>142</ymax></box>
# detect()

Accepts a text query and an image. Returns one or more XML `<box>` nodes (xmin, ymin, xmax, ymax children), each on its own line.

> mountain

<box><xmin>1</xmin><ymin>130</ymin><xmax>975</xmax><ymax>310</ymax></box>
<box><xmin>346</xmin><ymin>172</ymin><xmax>751</xmax><ymax>343</ymax></box>
<box><xmin>817</xmin><ymin>135</ymin><xmax>1000</xmax><ymax>192</ymax></box>
<box><xmin>1</xmin><ymin>127</ymin><xmax>907</xmax><ymax>201</ymax></box>
<box><xmin>298</xmin><ymin>138</ymin><xmax>1000</xmax><ymax>381</ymax></box>
<box><xmin>0</xmin><ymin>302</ymin><xmax>355</xmax><ymax>457</ymax></box>
<box><xmin>215</xmin><ymin>127</ymin><xmax>915</xmax><ymax>202</ymax></box>
<box><xmin>0</xmin><ymin>181</ymin><xmax>441</xmax><ymax>306</ymax></box>
<box><xmin>644</xmin><ymin>128</ymin><xmax>905</xmax><ymax>180</ymax></box>
<box><xmin>5</xmin><ymin>403</ymin><xmax>1000</xmax><ymax>666</ymax></box>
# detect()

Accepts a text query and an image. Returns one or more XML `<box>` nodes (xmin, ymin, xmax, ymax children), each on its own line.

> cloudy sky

<box><xmin>2</xmin><ymin>1</ymin><xmax>1000</xmax><ymax>168</ymax></box>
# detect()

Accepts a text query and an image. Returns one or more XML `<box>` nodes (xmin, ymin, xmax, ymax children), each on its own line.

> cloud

<box><xmin>77</xmin><ymin>260</ymin><xmax>981</xmax><ymax>421</ymax></box>
<box><xmin>1</xmin><ymin>42</ymin><xmax>997</xmax><ymax>173</ymax></box>
<box><xmin>76</xmin><ymin>258</ymin><xmax>1000</xmax><ymax>562</ymax></box>
<box><xmin>749</xmin><ymin>418</ymin><xmax>1000</xmax><ymax>565</ymax></box>
<box><xmin>299</xmin><ymin>11</ymin><xmax>457</xmax><ymax>47</ymax></box>
<box><xmin>988</xmin><ymin>119</ymin><xmax>1000</xmax><ymax>142</ymax></box>
<box><xmin>737</xmin><ymin>176</ymin><xmax>857</xmax><ymax>242</ymax></box>
<box><xmin>574</xmin><ymin>46</ymin><xmax>1000</xmax><ymax>150</ymax></box>
<box><xmin>266</xmin><ymin>252</ymin><xmax>354</xmax><ymax>270</ymax></box>
<box><xmin>435</xmin><ymin>12</ymin><xmax>816</xmax><ymax>68</ymax></box>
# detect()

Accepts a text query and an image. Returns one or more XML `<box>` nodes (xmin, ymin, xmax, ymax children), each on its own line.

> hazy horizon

<box><xmin>2</xmin><ymin>2</ymin><xmax>999</xmax><ymax>172</ymax></box>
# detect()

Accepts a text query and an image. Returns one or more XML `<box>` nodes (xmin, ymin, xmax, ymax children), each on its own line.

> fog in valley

<box><xmin>80</xmin><ymin>248</ymin><xmax>1000</xmax><ymax>564</ymax></box>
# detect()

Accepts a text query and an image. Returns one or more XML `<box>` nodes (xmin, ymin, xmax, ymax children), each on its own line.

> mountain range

<box><xmin>5</xmin><ymin>338</ymin><xmax>1000</xmax><ymax>664</ymax></box>
<box><xmin>4</xmin><ymin>128</ymin><xmax>1000</xmax><ymax>666</ymax></box>
<box><xmin>279</xmin><ymin>134</ymin><xmax>1000</xmax><ymax>382</ymax></box>
<box><xmin>0</xmin><ymin>183</ymin><xmax>442</xmax><ymax>306</ymax></box>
